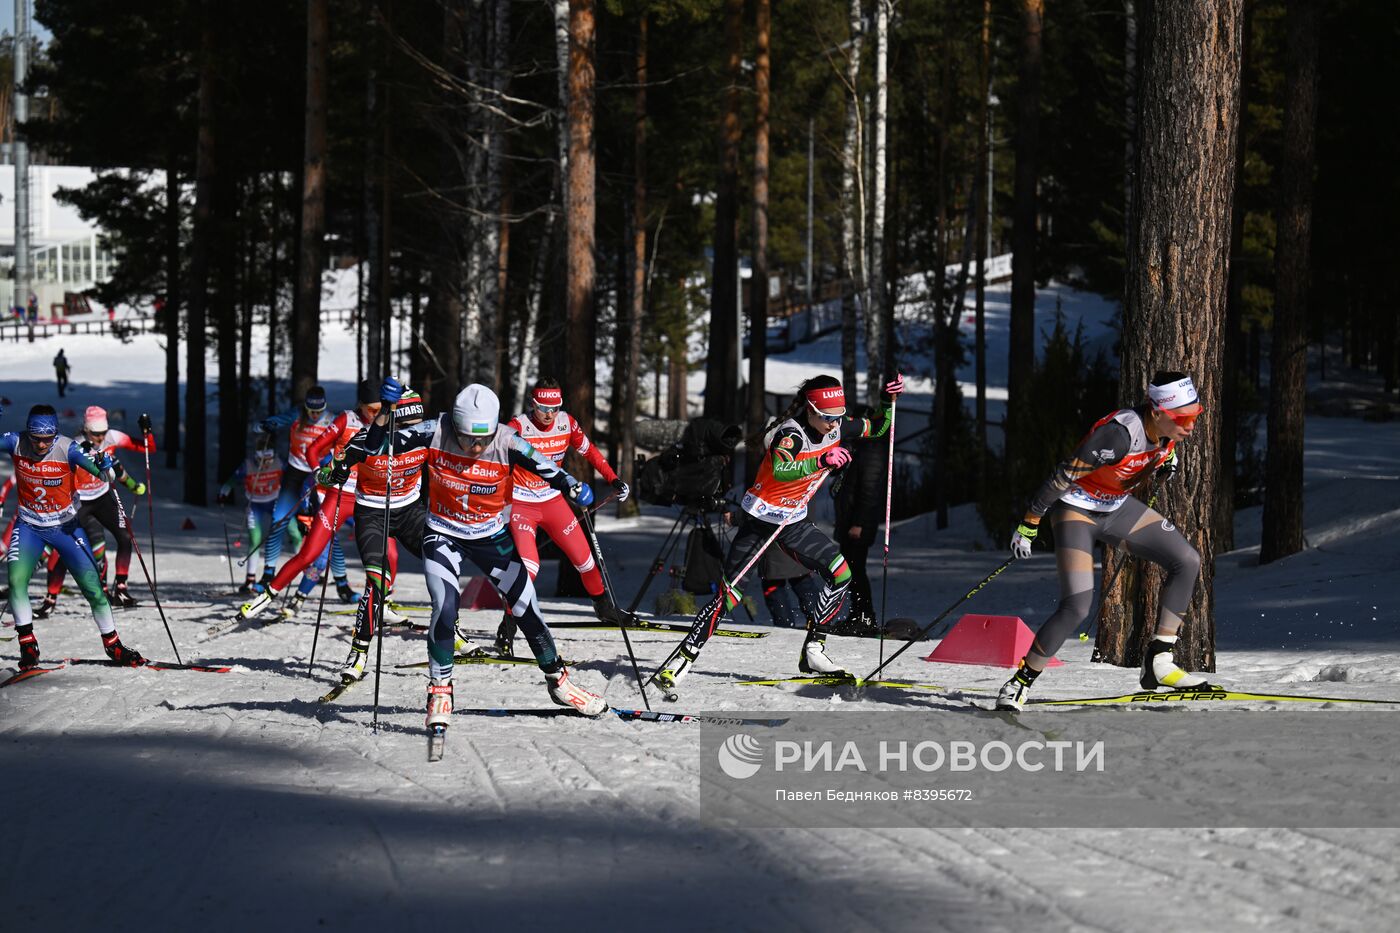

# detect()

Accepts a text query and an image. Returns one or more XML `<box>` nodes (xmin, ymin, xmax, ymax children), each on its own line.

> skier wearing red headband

<box><xmin>997</xmin><ymin>370</ymin><xmax>1207</xmax><ymax>710</ymax></box>
<box><xmin>652</xmin><ymin>372</ymin><xmax>905</xmax><ymax>698</ymax></box>
<box><xmin>494</xmin><ymin>378</ymin><xmax>628</xmax><ymax>657</ymax></box>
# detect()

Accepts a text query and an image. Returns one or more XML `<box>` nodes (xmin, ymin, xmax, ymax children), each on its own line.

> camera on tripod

<box><xmin>635</xmin><ymin>417</ymin><xmax>743</xmax><ymax>512</ymax></box>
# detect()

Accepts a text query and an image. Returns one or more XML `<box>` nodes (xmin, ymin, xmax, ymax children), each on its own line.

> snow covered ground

<box><xmin>3</xmin><ymin>288</ymin><xmax>1399</xmax><ymax>930</ymax></box>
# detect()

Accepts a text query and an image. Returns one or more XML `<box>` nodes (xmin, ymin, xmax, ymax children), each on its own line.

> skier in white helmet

<box><xmin>361</xmin><ymin>378</ymin><xmax>610</xmax><ymax>749</ymax></box>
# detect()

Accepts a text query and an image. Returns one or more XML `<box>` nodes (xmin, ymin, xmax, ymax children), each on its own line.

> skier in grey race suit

<box><xmin>996</xmin><ymin>371</ymin><xmax>1208</xmax><ymax>711</ymax></box>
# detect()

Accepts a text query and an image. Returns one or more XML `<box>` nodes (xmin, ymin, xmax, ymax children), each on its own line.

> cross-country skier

<box><xmin>653</xmin><ymin>373</ymin><xmax>905</xmax><ymax>697</ymax></box>
<box><xmin>996</xmin><ymin>371</ymin><xmax>1206</xmax><ymax>711</ymax></box>
<box><xmin>216</xmin><ymin>433</ymin><xmax>303</xmax><ymax>591</ymax></box>
<box><xmin>320</xmin><ymin>386</ymin><xmax>459</xmax><ymax>685</ymax></box>
<box><xmin>33</xmin><ymin>406</ymin><xmax>154</xmax><ymax>615</ymax></box>
<box><xmin>237</xmin><ymin>387</ymin><xmax>382</xmax><ymax>621</ymax></box>
<box><xmin>255</xmin><ymin>385</ymin><xmax>335</xmax><ymax>592</ymax></box>
<box><xmin>4</xmin><ymin>404</ymin><xmax>143</xmax><ymax>668</ymax></box>
<box><xmin>494</xmin><ymin>378</ymin><xmax>629</xmax><ymax>657</ymax></box>
<box><xmin>362</xmin><ymin>379</ymin><xmax>609</xmax><ymax>736</ymax></box>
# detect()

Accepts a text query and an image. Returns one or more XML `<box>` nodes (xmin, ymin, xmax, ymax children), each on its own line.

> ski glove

<box><xmin>122</xmin><ymin>475</ymin><xmax>146</xmax><ymax>495</ymax></box>
<box><xmin>258</xmin><ymin>418</ymin><xmax>278</xmax><ymax>434</ymax></box>
<box><xmin>883</xmin><ymin>373</ymin><xmax>906</xmax><ymax>398</ymax></box>
<box><xmin>1011</xmin><ymin>522</ymin><xmax>1038</xmax><ymax>560</ymax></box>
<box><xmin>318</xmin><ymin>461</ymin><xmax>350</xmax><ymax>488</ymax></box>
<box><xmin>97</xmin><ymin>451</ymin><xmax>116</xmax><ymax>472</ymax></box>
<box><xmin>138</xmin><ymin>412</ymin><xmax>153</xmax><ymax>435</ymax></box>
<box><xmin>1155</xmin><ymin>448</ymin><xmax>1179</xmax><ymax>483</ymax></box>
<box><xmin>380</xmin><ymin>377</ymin><xmax>405</xmax><ymax>404</ymax></box>
<box><xmin>568</xmin><ymin>481</ymin><xmax>595</xmax><ymax>507</ymax></box>
<box><xmin>612</xmin><ymin>478</ymin><xmax>630</xmax><ymax>502</ymax></box>
<box><xmin>819</xmin><ymin>447</ymin><xmax>852</xmax><ymax>471</ymax></box>
<box><xmin>216</xmin><ymin>488</ymin><xmax>233</xmax><ymax>506</ymax></box>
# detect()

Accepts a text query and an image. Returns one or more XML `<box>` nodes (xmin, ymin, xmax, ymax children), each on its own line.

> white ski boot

<box><xmin>996</xmin><ymin>667</ymin><xmax>1038</xmax><ymax>712</ymax></box>
<box><xmin>381</xmin><ymin>602</ymin><xmax>411</xmax><ymax>628</ymax></box>
<box><xmin>546</xmin><ymin>667</ymin><xmax>609</xmax><ymax>717</ymax></box>
<box><xmin>426</xmin><ymin>675</ymin><xmax>454</xmax><ymax>727</ymax></box>
<box><xmin>340</xmin><ymin>639</ymin><xmax>370</xmax><ymax>683</ymax></box>
<box><xmin>1140</xmin><ymin>636</ymin><xmax>1214</xmax><ymax>691</ymax></box>
<box><xmin>454</xmin><ymin>626</ymin><xmax>489</xmax><ymax>659</ymax></box>
<box><xmin>279</xmin><ymin>592</ymin><xmax>307</xmax><ymax>620</ymax></box>
<box><xmin>798</xmin><ymin>631</ymin><xmax>849</xmax><ymax>677</ymax></box>
<box><xmin>651</xmin><ymin>647</ymin><xmax>698</xmax><ymax>701</ymax></box>
<box><xmin>239</xmin><ymin>588</ymin><xmax>277</xmax><ymax>620</ymax></box>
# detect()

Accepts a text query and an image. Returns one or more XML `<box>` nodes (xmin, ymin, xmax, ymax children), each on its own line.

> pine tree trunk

<box><xmin>746</xmin><ymin>0</ymin><xmax>771</xmax><ymax>470</ymax></box>
<box><xmin>974</xmin><ymin>0</ymin><xmax>991</xmax><ymax>461</ymax></box>
<box><xmin>184</xmin><ymin>2</ymin><xmax>216</xmax><ymax>506</ymax></box>
<box><xmin>866</xmin><ymin>0</ymin><xmax>890</xmax><ymax>405</ymax></box>
<box><xmin>705</xmin><ymin>0</ymin><xmax>742</xmax><ymax>424</ymax></box>
<box><xmin>516</xmin><ymin>208</ymin><xmax>554</xmax><ymax>406</ymax></box>
<box><xmin>839</xmin><ymin>0</ymin><xmax>863</xmax><ymax>398</ymax></box>
<box><xmin>293</xmin><ymin>0</ymin><xmax>328</xmax><ymax>403</ymax></box>
<box><xmin>267</xmin><ymin>170</ymin><xmax>281</xmax><ymax>413</ymax></box>
<box><xmin>215</xmin><ymin>166</ymin><xmax>241</xmax><ymax>484</ymax></box>
<box><xmin>1260</xmin><ymin>0</ymin><xmax>1320</xmax><ymax>564</ymax></box>
<box><xmin>238</xmin><ymin>177</ymin><xmax>255</xmax><ymax>442</ymax></box>
<box><xmin>1096</xmin><ymin>0</ymin><xmax>1244</xmax><ymax>671</ymax></box>
<box><xmin>162</xmin><ymin>132</ymin><xmax>181</xmax><ymax>471</ymax></box>
<box><xmin>565</xmin><ymin>0</ymin><xmax>597</xmax><ymax>476</ymax></box>
<box><xmin>1007</xmin><ymin>0</ymin><xmax>1043</xmax><ymax>440</ymax></box>
<box><xmin>616</xmin><ymin>15</ymin><xmax>647</xmax><ymax>521</ymax></box>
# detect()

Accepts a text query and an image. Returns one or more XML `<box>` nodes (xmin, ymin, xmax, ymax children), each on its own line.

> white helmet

<box><xmin>452</xmin><ymin>384</ymin><xmax>500</xmax><ymax>437</ymax></box>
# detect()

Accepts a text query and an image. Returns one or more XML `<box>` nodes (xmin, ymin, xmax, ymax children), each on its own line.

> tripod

<box><xmin>627</xmin><ymin>504</ymin><xmax>757</xmax><ymax>623</ymax></box>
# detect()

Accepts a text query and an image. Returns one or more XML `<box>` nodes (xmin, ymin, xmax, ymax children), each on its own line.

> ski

<box><xmin>329</xmin><ymin>602</ymin><xmax>431</xmax><ymax>616</ymax></box>
<box><xmin>317</xmin><ymin>678</ymin><xmax>360</xmax><ymax>704</ymax></box>
<box><xmin>201</xmin><ymin>614</ymin><xmax>271</xmax><ymax>640</ymax></box>
<box><xmin>63</xmin><ymin>658</ymin><xmax>232</xmax><ymax>673</ymax></box>
<box><xmin>1</xmin><ymin>665</ymin><xmax>65</xmax><ymax>687</ymax></box>
<box><xmin>550</xmin><ymin>619</ymin><xmax>768</xmax><ymax>639</ymax></box>
<box><xmin>428</xmin><ymin>725</ymin><xmax>447</xmax><ymax>762</ymax></box>
<box><xmin>393</xmin><ymin>654</ymin><xmax>556</xmax><ymax>670</ymax></box>
<box><xmin>1029</xmin><ymin>689</ymin><xmax>1400</xmax><ymax>707</ymax></box>
<box><xmin>735</xmin><ymin>675</ymin><xmax>944</xmax><ymax>691</ymax></box>
<box><xmin>460</xmin><ymin>706</ymin><xmax>790</xmax><ymax>727</ymax></box>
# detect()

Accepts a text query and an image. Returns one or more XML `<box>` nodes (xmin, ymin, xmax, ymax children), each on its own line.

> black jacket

<box><xmin>833</xmin><ymin>437</ymin><xmax>888</xmax><ymax>536</ymax></box>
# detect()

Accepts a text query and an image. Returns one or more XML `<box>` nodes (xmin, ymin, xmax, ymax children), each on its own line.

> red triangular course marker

<box><xmin>923</xmin><ymin>614</ymin><xmax>1063</xmax><ymax>668</ymax></box>
<box><xmin>181</xmin><ymin>517</ymin><xmax>196</xmax><ymax>530</ymax></box>
<box><xmin>461</xmin><ymin>576</ymin><xmax>504</xmax><ymax>610</ymax></box>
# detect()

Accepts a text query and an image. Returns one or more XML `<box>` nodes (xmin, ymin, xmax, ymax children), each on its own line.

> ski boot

<box><xmin>237</xmin><ymin>574</ymin><xmax>257</xmax><ymax>596</ymax></box>
<box><xmin>340</xmin><ymin>638</ymin><xmax>370</xmax><ymax>683</ymax></box>
<box><xmin>280</xmin><ymin>592</ymin><xmax>307</xmax><ymax>620</ymax></box>
<box><xmin>1140</xmin><ymin>636</ymin><xmax>1216</xmax><ymax>691</ymax></box>
<box><xmin>798</xmin><ymin>629</ymin><xmax>850</xmax><ymax>678</ymax></box>
<box><xmin>32</xmin><ymin>594</ymin><xmax>58</xmax><ymax>619</ymax></box>
<box><xmin>426</xmin><ymin>675</ymin><xmax>454</xmax><ymax>727</ymax></box>
<box><xmin>335</xmin><ymin>578</ymin><xmax>357</xmax><ymax>604</ymax></box>
<box><xmin>254</xmin><ymin>571</ymin><xmax>275</xmax><ymax>595</ymax></box>
<box><xmin>454</xmin><ymin>626</ymin><xmax>489</xmax><ymax>659</ymax></box>
<box><xmin>109</xmin><ymin>582</ymin><xmax>140</xmax><ymax>609</ymax></box>
<box><xmin>16</xmin><ymin>625</ymin><xmax>39</xmax><ymax>670</ymax></box>
<box><xmin>996</xmin><ymin>664</ymin><xmax>1041</xmax><ymax>712</ymax></box>
<box><xmin>102</xmin><ymin>631</ymin><xmax>145</xmax><ymax>667</ymax></box>
<box><xmin>381</xmin><ymin>602</ymin><xmax>416</xmax><ymax>629</ymax></box>
<box><xmin>546</xmin><ymin>667</ymin><xmax>608</xmax><ymax>717</ymax></box>
<box><xmin>239</xmin><ymin>588</ymin><xmax>277</xmax><ymax>620</ymax></box>
<box><xmin>591</xmin><ymin>595</ymin><xmax>624</xmax><ymax>626</ymax></box>
<box><xmin>494</xmin><ymin>614</ymin><xmax>516</xmax><ymax>659</ymax></box>
<box><xmin>651</xmin><ymin>647</ymin><xmax>698</xmax><ymax>702</ymax></box>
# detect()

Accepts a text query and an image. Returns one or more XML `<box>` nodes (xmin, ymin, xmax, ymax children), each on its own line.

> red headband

<box><xmin>532</xmin><ymin>387</ymin><xmax>563</xmax><ymax>407</ymax></box>
<box><xmin>805</xmin><ymin>385</ymin><xmax>845</xmax><ymax>411</ymax></box>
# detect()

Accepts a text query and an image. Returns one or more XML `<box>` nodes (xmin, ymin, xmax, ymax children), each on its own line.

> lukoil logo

<box><xmin>718</xmin><ymin>734</ymin><xmax>765</xmax><ymax>779</ymax></box>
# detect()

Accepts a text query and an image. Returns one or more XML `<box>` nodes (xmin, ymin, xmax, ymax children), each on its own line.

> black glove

<box><xmin>611</xmin><ymin>479</ymin><xmax>630</xmax><ymax>503</ymax></box>
<box><xmin>138</xmin><ymin>412</ymin><xmax>153</xmax><ymax>435</ymax></box>
<box><xmin>216</xmin><ymin>488</ymin><xmax>233</xmax><ymax>506</ymax></box>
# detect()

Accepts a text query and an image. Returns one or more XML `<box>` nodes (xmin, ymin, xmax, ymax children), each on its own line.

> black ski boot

<box><xmin>16</xmin><ymin>625</ymin><xmax>39</xmax><ymax>670</ymax></box>
<box><xmin>102</xmin><ymin>631</ymin><xmax>145</xmax><ymax>667</ymax></box>
<box><xmin>494</xmin><ymin>614</ymin><xmax>516</xmax><ymax>659</ymax></box>
<box><xmin>335</xmin><ymin>578</ymin><xmax>357</xmax><ymax>603</ymax></box>
<box><xmin>591</xmin><ymin>595</ymin><xmax>624</xmax><ymax>626</ymax></box>
<box><xmin>109</xmin><ymin>581</ymin><xmax>140</xmax><ymax>609</ymax></box>
<box><xmin>32</xmin><ymin>594</ymin><xmax>58</xmax><ymax>619</ymax></box>
<box><xmin>237</xmin><ymin>574</ymin><xmax>257</xmax><ymax>596</ymax></box>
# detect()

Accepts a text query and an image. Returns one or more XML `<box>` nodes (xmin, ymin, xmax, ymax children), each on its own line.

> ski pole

<box><xmin>371</xmin><ymin>406</ymin><xmax>396</xmax><ymax>734</ymax></box>
<box><xmin>575</xmin><ymin>500</ymin><xmax>650</xmax><ymax>710</ymax></box>
<box><xmin>218</xmin><ymin>504</ymin><xmax>236</xmax><ymax>590</ymax></box>
<box><xmin>877</xmin><ymin>395</ymin><xmax>896</xmax><ymax>669</ymax></box>
<box><xmin>111</xmin><ymin>489</ymin><xmax>182</xmax><ymax>665</ymax></box>
<box><xmin>139</xmin><ymin>423</ymin><xmax>158</xmax><ymax>591</ymax></box>
<box><xmin>860</xmin><ymin>556</ymin><xmax>1013</xmax><ymax>683</ymax></box>
<box><xmin>306</xmin><ymin>477</ymin><xmax>347</xmax><ymax>677</ymax></box>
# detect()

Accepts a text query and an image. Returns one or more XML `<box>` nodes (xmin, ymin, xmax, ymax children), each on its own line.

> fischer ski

<box><xmin>460</xmin><ymin>707</ymin><xmax>790</xmax><ymax>727</ymax></box>
<box><xmin>1029</xmin><ymin>689</ymin><xmax>1400</xmax><ymax>707</ymax></box>
<box><xmin>550</xmin><ymin>619</ymin><xmax>768</xmax><ymax>639</ymax></box>
<box><xmin>317</xmin><ymin>679</ymin><xmax>359</xmax><ymax>704</ymax></box>
<box><xmin>393</xmin><ymin>654</ymin><xmax>568</xmax><ymax>670</ymax></box>
<box><xmin>735</xmin><ymin>675</ymin><xmax>944</xmax><ymax>691</ymax></box>
<box><xmin>428</xmin><ymin>725</ymin><xmax>447</xmax><ymax>762</ymax></box>
<box><xmin>1</xmin><ymin>665</ymin><xmax>65</xmax><ymax>687</ymax></box>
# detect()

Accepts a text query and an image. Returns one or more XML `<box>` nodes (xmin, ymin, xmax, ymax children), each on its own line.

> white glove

<box><xmin>1011</xmin><ymin>522</ymin><xmax>1038</xmax><ymax>560</ymax></box>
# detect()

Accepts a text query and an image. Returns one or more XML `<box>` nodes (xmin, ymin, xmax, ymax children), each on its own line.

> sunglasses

<box><xmin>1160</xmin><ymin>407</ymin><xmax>1202</xmax><ymax>428</ymax></box>
<box><xmin>534</xmin><ymin>405</ymin><xmax>561</xmax><ymax>415</ymax></box>
<box><xmin>459</xmin><ymin>431</ymin><xmax>496</xmax><ymax>449</ymax></box>
<box><xmin>808</xmin><ymin>402</ymin><xmax>844</xmax><ymax>424</ymax></box>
